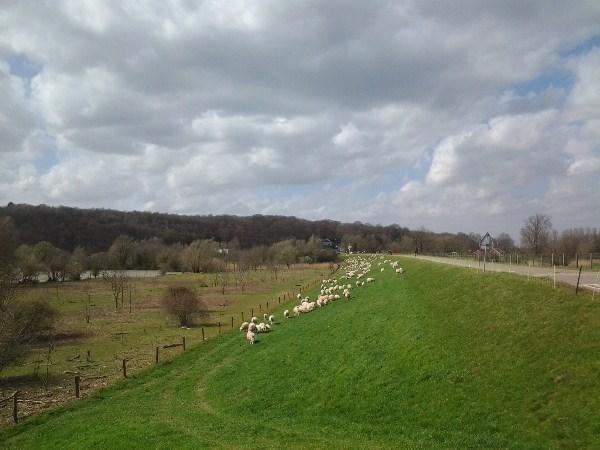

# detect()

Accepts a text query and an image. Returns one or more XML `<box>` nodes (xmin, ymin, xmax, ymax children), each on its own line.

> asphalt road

<box><xmin>410</xmin><ymin>255</ymin><xmax>600</xmax><ymax>294</ymax></box>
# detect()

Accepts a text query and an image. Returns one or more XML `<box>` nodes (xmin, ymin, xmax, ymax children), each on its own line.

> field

<box><xmin>2</xmin><ymin>256</ymin><xmax>600</xmax><ymax>449</ymax></box>
<box><xmin>0</xmin><ymin>264</ymin><xmax>332</xmax><ymax>425</ymax></box>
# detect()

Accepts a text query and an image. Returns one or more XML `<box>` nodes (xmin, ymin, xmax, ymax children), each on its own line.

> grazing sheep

<box><xmin>380</xmin><ymin>268</ymin><xmax>385</xmax><ymax>272</ymax></box>
<box><xmin>268</xmin><ymin>314</ymin><xmax>275</xmax><ymax>323</ymax></box>
<box><xmin>297</xmin><ymin>293</ymin><xmax>302</xmax><ymax>299</ymax></box>
<box><xmin>263</xmin><ymin>313</ymin><xmax>268</xmax><ymax>320</ymax></box>
<box><xmin>246</xmin><ymin>330</ymin><xmax>256</xmax><ymax>344</ymax></box>
<box><xmin>251</xmin><ymin>316</ymin><xmax>258</xmax><ymax>324</ymax></box>
<box><xmin>293</xmin><ymin>305</ymin><xmax>300</xmax><ymax>317</ymax></box>
<box><xmin>248</xmin><ymin>322</ymin><xmax>258</xmax><ymax>332</ymax></box>
<box><xmin>367</xmin><ymin>277</ymin><xmax>374</xmax><ymax>283</ymax></box>
<box><xmin>284</xmin><ymin>309</ymin><xmax>289</xmax><ymax>319</ymax></box>
<box><xmin>395</xmin><ymin>268</ymin><xmax>403</xmax><ymax>274</ymax></box>
<box><xmin>239</xmin><ymin>321</ymin><xmax>249</xmax><ymax>332</ymax></box>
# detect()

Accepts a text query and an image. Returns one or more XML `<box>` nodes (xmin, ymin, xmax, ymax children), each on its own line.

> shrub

<box><xmin>161</xmin><ymin>285</ymin><xmax>207</xmax><ymax>327</ymax></box>
<box><xmin>0</xmin><ymin>293</ymin><xmax>58</xmax><ymax>372</ymax></box>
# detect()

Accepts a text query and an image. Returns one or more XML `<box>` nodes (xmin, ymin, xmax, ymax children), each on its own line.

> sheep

<box><xmin>380</xmin><ymin>268</ymin><xmax>385</xmax><ymax>272</ymax></box>
<box><xmin>395</xmin><ymin>268</ymin><xmax>403</xmax><ymax>274</ymax></box>
<box><xmin>284</xmin><ymin>309</ymin><xmax>289</xmax><ymax>319</ymax></box>
<box><xmin>248</xmin><ymin>322</ymin><xmax>258</xmax><ymax>332</ymax></box>
<box><xmin>293</xmin><ymin>305</ymin><xmax>300</xmax><ymax>317</ymax></box>
<box><xmin>367</xmin><ymin>277</ymin><xmax>374</xmax><ymax>283</ymax></box>
<box><xmin>239</xmin><ymin>321</ymin><xmax>249</xmax><ymax>332</ymax></box>
<box><xmin>246</xmin><ymin>330</ymin><xmax>256</xmax><ymax>344</ymax></box>
<box><xmin>263</xmin><ymin>313</ymin><xmax>268</xmax><ymax>320</ymax></box>
<box><xmin>297</xmin><ymin>293</ymin><xmax>302</xmax><ymax>299</ymax></box>
<box><xmin>268</xmin><ymin>314</ymin><xmax>275</xmax><ymax>323</ymax></box>
<box><xmin>251</xmin><ymin>316</ymin><xmax>258</xmax><ymax>324</ymax></box>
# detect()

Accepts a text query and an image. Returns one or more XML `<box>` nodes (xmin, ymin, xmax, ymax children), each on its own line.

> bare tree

<box><xmin>520</xmin><ymin>214</ymin><xmax>553</xmax><ymax>256</ymax></box>
<box><xmin>102</xmin><ymin>270</ymin><xmax>128</xmax><ymax>310</ymax></box>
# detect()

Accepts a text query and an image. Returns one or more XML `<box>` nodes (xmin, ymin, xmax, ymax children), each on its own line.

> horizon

<box><xmin>1</xmin><ymin>2</ymin><xmax>599</xmax><ymax>239</ymax></box>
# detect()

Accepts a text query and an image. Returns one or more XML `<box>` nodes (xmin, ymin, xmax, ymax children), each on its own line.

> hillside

<box><xmin>2</xmin><ymin>257</ymin><xmax>600</xmax><ymax>449</ymax></box>
<box><xmin>0</xmin><ymin>203</ymin><xmax>408</xmax><ymax>252</ymax></box>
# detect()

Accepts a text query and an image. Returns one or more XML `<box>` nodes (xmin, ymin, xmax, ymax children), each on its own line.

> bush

<box><xmin>161</xmin><ymin>286</ymin><xmax>207</xmax><ymax>327</ymax></box>
<box><xmin>0</xmin><ymin>293</ymin><xmax>58</xmax><ymax>372</ymax></box>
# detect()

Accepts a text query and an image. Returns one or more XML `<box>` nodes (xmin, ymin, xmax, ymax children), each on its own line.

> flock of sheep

<box><xmin>239</xmin><ymin>255</ymin><xmax>404</xmax><ymax>344</ymax></box>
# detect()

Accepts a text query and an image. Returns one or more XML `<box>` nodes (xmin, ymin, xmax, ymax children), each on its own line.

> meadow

<box><xmin>2</xmin><ymin>256</ymin><xmax>600</xmax><ymax>449</ymax></box>
<box><xmin>0</xmin><ymin>264</ymin><xmax>331</xmax><ymax>425</ymax></box>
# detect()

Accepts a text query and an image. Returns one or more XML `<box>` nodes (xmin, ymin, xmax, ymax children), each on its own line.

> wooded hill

<box><xmin>0</xmin><ymin>203</ymin><xmax>409</xmax><ymax>252</ymax></box>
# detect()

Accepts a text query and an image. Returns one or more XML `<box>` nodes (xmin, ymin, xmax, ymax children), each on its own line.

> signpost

<box><xmin>479</xmin><ymin>232</ymin><xmax>494</xmax><ymax>273</ymax></box>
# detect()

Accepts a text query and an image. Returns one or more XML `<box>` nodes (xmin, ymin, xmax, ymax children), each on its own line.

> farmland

<box><xmin>2</xmin><ymin>256</ymin><xmax>600</xmax><ymax>448</ymax></box>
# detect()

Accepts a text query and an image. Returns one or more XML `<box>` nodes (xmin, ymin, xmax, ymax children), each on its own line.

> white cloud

<box><xmin>0</xmin><ymin>1</ymin><xmax>599</xmax><ymax>236</ymax></box>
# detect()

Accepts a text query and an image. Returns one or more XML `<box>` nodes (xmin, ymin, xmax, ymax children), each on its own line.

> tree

<box><xmin>15</xmin><ymin>244</ymin><xmax>42</xmax><ymax>282</ymax></box>
<box><xmin>161</xmin><ymin>286</ymin><xmax>206</xmax><ymax>327</ymax></box>
<box><xmin>66</xmin><ymin>246</ymin><xmax>88</xmax><ymax>280</ymax></box>
<box><xmin>495</xmin><ymin>233</ymin><xmax>515</xmax><ymax>251</ymax></box>
<box><xmin>109</xmin><ymin>235</ymin><xmax>136</xmax><ymax>269</ymax></box>
<box><xmin>272</xmin><ymin>240</ymin><xmax>298</xmax><ymax>268</ymax></box>
<box><xmin>181</xmin><ymin>239</ymin><xmax>218</xmax><ymax>273</ymax></box>
<box><xmin>33</xmin><ymin>241</ymin><xmax>67</xmax><ymax>281</ymax></box>
<box><xmin>520</xmin><ymin>214</ymin><xmax>553</xmax><ymax>256</ymax></box>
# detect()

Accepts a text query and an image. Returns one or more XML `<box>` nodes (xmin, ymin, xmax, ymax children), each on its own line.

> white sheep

<box><xmin>293</xmin><ymin>305</ymin><xmax>300</xmax><ymax>317</ymax></box>
<box><xmin>297</xmin><ymin>293</ymin><xmax>302</xmax><ymax>299</ymax></box>
<box><xmin>380</xmin><ymin>268</ymin><xmax>385</xmax><ymax>272</ymax></box>
<box><xmin>246</xmin><ymin>330</ymin><xmax>256</xmax><ymax>344</ymax></box>
<box><xmin>284</xmin><ymin>309</ymin><xmax>289</xmax><ymax>319</ymax></box>
<box><xmin>268</xmin><ymin>314</ymin><xmax>275</xmax><ymax>323</ymax></box>
<box><xmin>239</xmin><ymin>321</ymin><xmax>249</xmax><ymax>332</ymax></box>
<box><xmin>367</xmin><ymin>277</ymin><xmax>374</xmax><ymax>283</ymax></box>
<box><xmin>251</xmin><ymin>316</ymin><xmax>258</xmax><ymax>324</ymax></box>
<box><xmin>263</xmin><ymin>313</ymin><xmax>268</xmax><ymax>320</ymax></box>
<box><xmin>395</xmin><ymin>268</ymin><xmax>403</xmax><ymax>274</ymax></box>
<box><xmin>248</xmin><ymin>322</ymin><xmax>258</xmax><ymax>332</ymax></box>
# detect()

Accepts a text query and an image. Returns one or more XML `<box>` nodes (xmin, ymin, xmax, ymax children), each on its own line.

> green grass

<box><xmin>2</xmin><ymin>256</ymin><xmax>600</xmax><ymax>449</ymax></box>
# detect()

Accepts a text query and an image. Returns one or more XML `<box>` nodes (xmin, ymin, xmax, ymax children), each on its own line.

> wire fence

<box><xmin>424</xmin><ymin>252</ymin><xmax>600</xmax><ymax>270</ymax></box>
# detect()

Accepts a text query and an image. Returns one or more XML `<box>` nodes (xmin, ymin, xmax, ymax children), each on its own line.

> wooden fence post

<box><xmin>218</xmin><ymin>321</ymin><xmax>221</xmax><ymax>334</ymax></box>
<box><xmin>75</xmin><ymin>375</ymin><xmax>81</xmax><ymax>397</ymax></box>
<box><xmin>576</xmin><ymin>267</ymin><xmax>583</xmax><ymax>295</ymax></box>
<box><xmin>241</xmin><ymin>311</ymin><xmax>244</xmax><ymax>321</ymax></box>
<box><xmin>122</xmin><ymin>360</ymin><xmax>127</xmax><ymax>378</ymax></box>
<box><xmin>12</xmin><ymin>391</ymin><xmax>18</xmax><ymax>423</ymax></box>
<box><xmin>231</xmin><ymin>316</ymin><xmax>234</xmax><ymax>329</ymax></box>
<box><xmin>266</xmin><ymin>301</ymin><xmax>269</xmax><ymax>309</ymax></box>
<box><xmin>562</xmin><ymin>253</ymin><xmax>565</xmax><ymax>266</ymax></box>
<box><xmin>259</xmin><ymin>304</ymin><xmax>262</xmax><ymax>312</ymax></box>
<box><xmin>155</xmin><ymin>346</ymin><xmax>159</xmax><ymax>364</ymax></box>
<box><xmin>251</xmin><ymin>307</ymin><xmax>254</xmax><ymax>317</ymax></box>
<box><xmin>576</xmin><ymin>253</ymin><xmax>579</xmax><ymax>268</ymax></box>
<box><xmin>182</xmin><ymin>336</ymin><xmax>186</xmax><ymax>351</ymax></box>
<box><xmin>202</xmin><ymin>328</ymin><xmax>205</xmax><ymax>341</ymax></box>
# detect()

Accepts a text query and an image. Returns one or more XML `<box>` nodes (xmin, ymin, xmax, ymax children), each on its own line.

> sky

<box><xmin>1</xmin><ymin>1</ymin><xmax>599</xmax><ymax>238</ymax></box>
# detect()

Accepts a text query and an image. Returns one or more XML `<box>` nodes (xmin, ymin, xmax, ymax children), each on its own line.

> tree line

<box><xmin>4</xmin><ymin>227</ymin><xmax>341</xmax><ymax>283</ymax></box>
<box><xmin>0</xmin><ymin>203</ymin><xmax>409</xmax><ymax>253</ymax></box>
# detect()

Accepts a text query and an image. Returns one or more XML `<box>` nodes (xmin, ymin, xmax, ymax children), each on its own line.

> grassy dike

<box><xmin>2</xmin><ymin>256</ymin><xmax>600</xmax><ymax>449</ymax></box>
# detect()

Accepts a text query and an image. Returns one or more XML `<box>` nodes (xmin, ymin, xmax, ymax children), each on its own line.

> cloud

<box><xmin>0</xmin><ymin>1</ymin><xmax>600</xmax><ymax>237</ymax></box>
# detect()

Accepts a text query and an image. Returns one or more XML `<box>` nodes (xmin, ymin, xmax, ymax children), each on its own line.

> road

<box><xmin>409</xmin><ymin>255</ymin><xmax>600</xmax><ymax>294</ymax></box>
